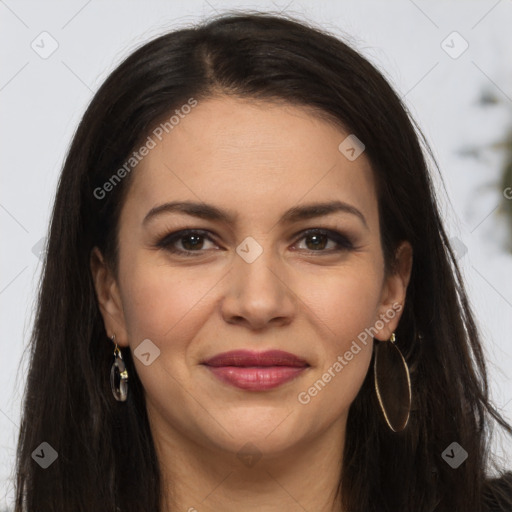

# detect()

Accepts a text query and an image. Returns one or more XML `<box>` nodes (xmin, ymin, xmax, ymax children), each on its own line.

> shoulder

<box><xmin>481</xmin><ymin>471</ymin><xmax>512</xmax><ymax>512</ymax></box>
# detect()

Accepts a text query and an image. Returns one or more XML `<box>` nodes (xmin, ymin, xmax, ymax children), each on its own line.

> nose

<box><xmin>220</xmin><ymin>244</ymin><xmax>296</xmax><ymax>331</ymax></box>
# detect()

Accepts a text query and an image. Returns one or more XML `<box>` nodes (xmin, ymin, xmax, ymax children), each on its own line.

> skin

<box><xmin>91</xmin><ymin>96</ymin><xmax>412</xmax><ymax>512</ymax></box>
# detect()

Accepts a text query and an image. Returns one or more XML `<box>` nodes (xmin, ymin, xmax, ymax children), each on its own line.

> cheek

<box><xmin>295</xmin><ymin>266</ymin><xmax>381</xmax><ymax>406</ymax></box>
<box><xmin>118</xmin><ymin>255</ymin><xmax>218</xmax><ymax>344</ymax></box>
<box><xmin>297</xmin><ymin>276</ymin><xmax>379</xmax><ymax>414</ymax></box>
<box><xmin>301</xmin><ymin>265</ymin><xmax>383</xmax><ymax>350</ymax></box>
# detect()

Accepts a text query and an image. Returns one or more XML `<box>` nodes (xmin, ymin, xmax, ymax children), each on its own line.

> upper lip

<box><xmin>202</xmin><ymin>350</ymin><xmax>309</xmax><ymax>368</ymax></box>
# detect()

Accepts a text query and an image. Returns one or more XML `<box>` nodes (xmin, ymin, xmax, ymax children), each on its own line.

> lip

<box><xmin>202</xmin><ymin>350</ymin><xmax>309</xmax><ymax>391</ymax></box>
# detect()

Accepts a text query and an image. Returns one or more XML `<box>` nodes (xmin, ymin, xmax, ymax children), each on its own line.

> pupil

<box><xmin>306</xmin><ymin>234</ymin><xmax>326</xmax><ymax>250</ymax></box>
<box><xmin>183</xmin><ymin>235</ymin><xmax>203</xmax><ymax>250</ymax></box>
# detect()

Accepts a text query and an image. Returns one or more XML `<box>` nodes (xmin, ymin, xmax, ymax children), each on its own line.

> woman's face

<box><xmin>92</xmin><ymin>96</ymin><xmax>411</xmax><ymax>458</ymax></box>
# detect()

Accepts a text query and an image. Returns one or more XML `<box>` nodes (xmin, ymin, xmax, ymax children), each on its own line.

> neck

<box><xmin>151</xmin><ymin>414</ymin><xmax>346</xmax><ymax>512</ymax></box>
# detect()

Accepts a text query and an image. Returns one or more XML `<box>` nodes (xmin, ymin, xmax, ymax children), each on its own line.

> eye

<box><xmin>156</xmin><ymin>228</ymin><xmax>354</xmax><ymax>257</ymax></box>
<box><xmin>156</xmin><ymin>229</ymin><xmax>219</xmax><ymax>255</ymax></box>
<box><xmin>293</xmin><ymin>228</ymin><xmax>354</xmax><ymax>253</ymax></box>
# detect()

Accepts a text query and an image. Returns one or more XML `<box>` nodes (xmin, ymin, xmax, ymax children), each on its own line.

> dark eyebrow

<box><xmin>281</xmin><ymin>201</ymin><xmax>368</xmax><ymax>229</ymax></box>
<box><xmin>143</xmin><ymin>200</ymin><xmax>368</xmax><ymax>229</ymax></box>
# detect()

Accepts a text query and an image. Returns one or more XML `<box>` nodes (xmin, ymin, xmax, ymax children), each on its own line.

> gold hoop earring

<box><xmin>374</xmin><ymin>332</ymin><xmax>411</xmax><ymax>432</ymax></box>
<box><xmin>110</xmin><ymin>334</ymin><xmax>129</xmax><ymax>402</ymax></box>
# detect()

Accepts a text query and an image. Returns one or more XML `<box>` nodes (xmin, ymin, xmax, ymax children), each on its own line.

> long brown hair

<box><xmin>14</xmin><ymin>11</ymin><xmax>512</xmax><ymax>511</ymax></box>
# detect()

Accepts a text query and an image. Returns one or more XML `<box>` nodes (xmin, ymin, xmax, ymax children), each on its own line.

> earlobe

<box><xmin>90</xmin><ymin>247</ymin><xmax>129</xmax><ymax>346</ymax></box>
<box><xmin>374</xmin><ymin>241</ymin><xmax>413</xmax><ymax>341</ymax></box>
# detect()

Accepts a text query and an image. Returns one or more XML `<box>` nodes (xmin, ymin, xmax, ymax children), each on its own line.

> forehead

<box><xmin>121</xmin><ymin>96</ymin><xmax>378</xmax><ymax>228</ymax></box>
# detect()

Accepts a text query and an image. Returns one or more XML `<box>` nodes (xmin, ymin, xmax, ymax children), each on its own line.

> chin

<box><xmin>198</xmin><ymin>406</ymin><xmax>309</xmax><ymax>456</ymax></box>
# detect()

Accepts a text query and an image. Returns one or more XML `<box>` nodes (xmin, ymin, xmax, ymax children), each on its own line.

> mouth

<box><xmin>201</xmin><ymin>350</ymin><xmax>310</xmax><ymax>391</ymax></box>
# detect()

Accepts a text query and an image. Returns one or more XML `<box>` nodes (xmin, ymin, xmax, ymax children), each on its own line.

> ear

<box><xmin>373</xmin><ymin>241</ymin><xmax>413</xmax><ymax>341</ymax></box>
<box><xmin>90</xmin><ymin>247</ymin><xmax>129</xmax><ymax>347</ymax></box>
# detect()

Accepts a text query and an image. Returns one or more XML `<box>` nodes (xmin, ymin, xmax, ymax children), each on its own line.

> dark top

<box><xmin>482</xmin><ymin>472</ymin><xmax>512</xmax><ymax>512</ymax></box>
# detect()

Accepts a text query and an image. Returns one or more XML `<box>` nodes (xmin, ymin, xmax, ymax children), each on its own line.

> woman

<box><xmin>13</xmin><ymin>11</ymin><xmax>512</xmax><ymax>512</ymax></box>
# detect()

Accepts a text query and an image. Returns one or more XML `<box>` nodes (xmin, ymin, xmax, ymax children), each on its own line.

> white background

<box><xmin>1</xmin><ymin>0</ymin><xmax>512</xmax><ymax>508</ymax></box>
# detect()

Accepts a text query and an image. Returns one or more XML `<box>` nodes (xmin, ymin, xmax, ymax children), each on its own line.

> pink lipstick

<box><xmin>202</xmin><ymin>350</ymin><xmax>309</xmax><ymax>391</ymax></box>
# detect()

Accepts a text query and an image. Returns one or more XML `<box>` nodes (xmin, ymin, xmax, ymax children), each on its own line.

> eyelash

<box><xmin>156</xmin><ymin>228</ymin><xmax>355</xmax><ymax>256</ymax></box>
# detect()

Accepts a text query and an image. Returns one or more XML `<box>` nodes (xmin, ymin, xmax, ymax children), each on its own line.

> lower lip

<box><xmin>205</xmin><ymin>366</ymin><xmax>307</xmax><ymax>390</ymax></box>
